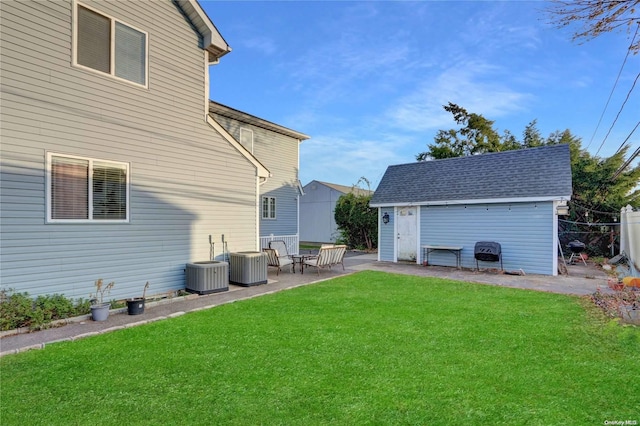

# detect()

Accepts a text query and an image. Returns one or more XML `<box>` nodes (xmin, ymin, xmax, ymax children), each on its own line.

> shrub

<box><xmin>0</xmin><ymin>289</ymin><xmax>91</xmax><ymax>331</ymax></box>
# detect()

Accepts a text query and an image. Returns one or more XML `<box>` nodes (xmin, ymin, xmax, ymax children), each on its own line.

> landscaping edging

<box><xmin>0</xmin><ymin>293</ymin><xmax>200</xmax><ymax>339</ymax></box>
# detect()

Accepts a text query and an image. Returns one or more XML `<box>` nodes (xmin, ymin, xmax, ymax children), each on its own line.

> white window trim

<box><xmin>240</xmin><ymin>127</ymin><xmax>254</xmax><ymax>154</ymax></box>
<box><xmin>46</xmin><ymin>152</ymin><xmax>130</xmax><ymax>223</ymax></box>
<box><xmin>262</xmin><ymin>196</ymin><xmax>276</xmax><ymax>220</ymax></box>
<box><xmin>72</xmin><ymin>0</ymin><xmax>149</xmax><ymax>89</ymax></box>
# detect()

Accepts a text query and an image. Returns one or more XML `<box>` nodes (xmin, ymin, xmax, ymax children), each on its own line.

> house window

<box><xmin>47</xmin><ymin>153</ymin><xmax>129</xmax><ymax>222</ymax></box>
<box><xmin>262</xmin><ymin>196</ymin><xmax>276</xmax><ymax>219</ymax></box>
<box><xmin>240</xmin><ymin>128</ymin><xmax>254</xmax><ymax>153</ymax></box>
<box><xmin>74</xmin><ymin>2</ymin><xmax>147</xmax><ymax>87</ymax></box>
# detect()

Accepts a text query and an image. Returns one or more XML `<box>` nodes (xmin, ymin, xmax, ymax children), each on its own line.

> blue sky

<box><xmin>201</xmin><ymin>1</ymin><xmax>640</xmax><ymax>189</ymax></box>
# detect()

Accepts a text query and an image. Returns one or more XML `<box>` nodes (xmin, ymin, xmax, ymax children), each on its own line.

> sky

<box><xmin>200</xmin><ymin>1</ymin><xmax>640</xmax><ymax>190</ymax></box>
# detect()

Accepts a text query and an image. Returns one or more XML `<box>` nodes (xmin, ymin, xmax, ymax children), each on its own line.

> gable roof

<box><xmin>370</xmin><ymin>144</ymin><xmax>572</xmax><ymax>207</ymax></box>
<box><xmin>209</xmin><ymin>101</ymin><xmax>310</xmax><ymax>141</ymax></box>
<box><xmin>206</xmin><ymin>116</ymin><xmax>270</xmax><ymax>179</ymax></box>
<box><xmin>175</xmin><ymin>0</ymin><xmax>231</xmax><ymax>62</ymax></box>
<box><xmin>305</xmin><ymin>180</ymin><xmax>374</xmax><ymax>196</ymax></box>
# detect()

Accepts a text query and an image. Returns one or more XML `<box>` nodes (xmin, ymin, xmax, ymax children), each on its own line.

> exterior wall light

<box><xmin>382</xmin><ymin>212</ymin><xmax>390</xmax><ymax>224</ymax></box>
<box><xmin>556</xmin><ymin>201</ymin><xmax>569</xmax><ymax>216</ymax></box>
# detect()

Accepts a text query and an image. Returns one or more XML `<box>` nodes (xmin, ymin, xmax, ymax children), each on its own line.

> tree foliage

<box><xmin>415</xmin><ymin>104</ymin><xmax>640</xmax><ymax>255</ymax></box>
<box><xmin>546</xmin><ymin>0</ymin><xmax>640</xmax><ymax>54</ymax></box>
<box><xmin>334</xmin><ymin>177</ymin><xmax>377</xmax><ymax>251</ymax></box>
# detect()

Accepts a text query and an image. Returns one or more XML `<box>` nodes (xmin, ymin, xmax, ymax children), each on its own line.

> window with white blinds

<box><xmin>48</xmin><ymin>154</ymin><xmax>129</xmax><ymax>222</ymax></box>
<box><xmin>75</xmin><ymin>3</ymin><xmax>147</xmax><ymax>87</ymax></box>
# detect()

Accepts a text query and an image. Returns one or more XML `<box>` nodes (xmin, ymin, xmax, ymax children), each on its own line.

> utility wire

<box><xmin>569</xmin><ymin>200</ymin><xmax>621</xmax><ymax>216</ymax></box>
<box><xmin>585</xmin><ymin>23</ymin><xmax>639</xmax><ymax>151</ymax></box>
<box><xmin>611</xmin><ymin>142</ymin><xmax>640</xmax><ymax>180</ymax></box>
<box><xmin>594</xmin><ymin>71</ymin><xmax>640</xmax><ymax>157</ymax></box>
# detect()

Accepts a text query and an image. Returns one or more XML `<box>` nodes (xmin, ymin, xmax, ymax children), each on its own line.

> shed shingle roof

<box><xmin>370</xmin><ymin>144</ymin><xmax>572</xmax><ymax>206</ymax></box>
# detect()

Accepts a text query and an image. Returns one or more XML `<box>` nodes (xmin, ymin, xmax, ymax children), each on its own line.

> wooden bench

<box><xmin>303</xmin><ymin>245</ymin><xmax>347</xmax><ymax>275</ymax></box>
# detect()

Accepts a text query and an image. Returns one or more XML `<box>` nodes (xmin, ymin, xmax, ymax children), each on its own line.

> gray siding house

<box><xmin>209</xmin><ymin>102</ymin><xmax>310</xmax><ymax>255</ymax></box>
<box><xmin>0</xmin><ymin>0</ymin><xmax>271</xmax><ymax>300</ymax></box>
<box><xmin>370</xmin><ymin>145</ymin><xmax>572</xmax><ymax>275</ymax></box>
<box><xmin>300</xmin><ymin>180</ymin><xmax>373</xmax><ymax>244</ymax></box>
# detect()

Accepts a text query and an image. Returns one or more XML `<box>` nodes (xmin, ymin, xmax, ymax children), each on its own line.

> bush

<box><xmin>0</xmin><ymin>289</ymin><xmax>91</xmax><ymax>331</ymax></box>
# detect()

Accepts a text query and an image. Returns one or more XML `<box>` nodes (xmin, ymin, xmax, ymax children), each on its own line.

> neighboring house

<box><xmin>370</xmin><ymin>145</ymin><xmax>572</xmax><ymax>275</ymax></box>
<box><xmin>300</xmin><ymin>180</ymin><xmax>373</xmax><ymax>244</ymax></box>
<box><xmin>0</xmin><ymin>0</ymin><xmax>272</xmax><ymax>300</ymax></box>
<box><xmin>209</xmin><ymin>102</ymin><xmax>310</xmax><ymax>255</ymax></box>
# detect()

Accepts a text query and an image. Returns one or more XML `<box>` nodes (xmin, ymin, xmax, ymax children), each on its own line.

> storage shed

<box><xmin>370</xmin><ymin>145</ymin><xmax>572</xmax><ymax>275</ymax></box>
<box><xmin>300</xmin><ymin>180</ymin><xmax>373</xmax><ymax>244</ymax></box>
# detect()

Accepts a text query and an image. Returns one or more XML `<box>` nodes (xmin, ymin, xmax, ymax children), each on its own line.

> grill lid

<box><xmin>567</xmin><ymin>240</ymin><xmax>586</xmax><ymax>253</ymax></box>
<box><xmin>474</xmin><ymin>241</ymin><xmax>501</xmax><ymax>262</ymax></box>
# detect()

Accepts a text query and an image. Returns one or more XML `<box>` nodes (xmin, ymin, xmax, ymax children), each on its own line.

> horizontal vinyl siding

<box><xmin>420</xmin><ymin>202</ymin><xmax>555</xmax><ymax>275</ymax></box>
<box><xmin>0</xmin><ymin>0</ymin><xmax>259</xmax><ymax>300</ymax></box>
<box><xmin>379</xmin><ymin>207</ymin><xmax>395</xmax><ymax>261</ymax></box>
<box><xmin>300</xmin><ymin>185</ymin><xmax>340</xmax><ymax>243</ymax></box>
<box><xmin>211</xmin><ymin>113</ymin><xmax>301</xmax><ymax>237</ymax></box>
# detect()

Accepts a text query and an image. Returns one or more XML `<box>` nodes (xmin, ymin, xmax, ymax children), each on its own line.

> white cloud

<box><xmin>300</xmin><ymin>134</ymin><xmax>410</xmax><ymax>188</ymax></box>
<box><xmin>241</xmin><ymin>36</ymin><xmax>277</xmax><ymax>56</ymax></box>
<box><xmin>387</xmin><ymin>62</ymin><xmax>533</xmax><ymax>131</ymax></box>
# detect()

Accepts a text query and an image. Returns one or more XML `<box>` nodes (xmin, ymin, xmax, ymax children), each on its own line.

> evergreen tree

<box><xmin>334</xmin><ymin>178</ymin><xmax>377</xmax><ymax>250</ymax></box>
<box><xmin>415</xmin><ymin>105</ymin><xmax>640</xmax><ymax>255</ymax></box>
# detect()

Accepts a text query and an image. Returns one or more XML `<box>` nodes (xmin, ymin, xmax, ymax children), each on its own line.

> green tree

<box><xmin>334</xmin><ymin>177</ymin><xmax>377</xmax><ymax>250</ymax></box>
<box><xmin>415</xmin><ymin>105</ymin><xmax>640</xmax><ymax>255</ymax></box>
<box><xmin>416</xmin><ymin>103</ymin><xmax>521</xmax><ymax>161</ymax></box>
<box><xmin>523</xmin><ymin>120</ymin><xmax>546</xmax><ymax>148</ymax></box>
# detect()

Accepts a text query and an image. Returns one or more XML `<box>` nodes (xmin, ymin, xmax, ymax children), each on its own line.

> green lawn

<box><xmin>1</xmin><ymin>271</ymin><xmax>639</xmax><ymax>425</ymax></box>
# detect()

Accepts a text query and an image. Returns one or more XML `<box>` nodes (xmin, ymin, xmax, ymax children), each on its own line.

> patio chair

<box><xmin>303</xmin><ymin>245</ymin><xmax>347</xmax><ymax>275</ymax></box>
<box><xmin>269</xmin><ymin>240</ymin><xmax>291</xmax><ymax>257</ymax></box>
<box><xmin>263</xmin><ymin>248</ymin><xmax>293</xmax><ymax>275</ymax></box>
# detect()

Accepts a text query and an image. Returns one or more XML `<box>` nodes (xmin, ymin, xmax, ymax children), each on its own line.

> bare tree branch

<box><xmin>547</xmin><ymin>0</ymin><xmax>640</xmax><ymax>53</ymax></box>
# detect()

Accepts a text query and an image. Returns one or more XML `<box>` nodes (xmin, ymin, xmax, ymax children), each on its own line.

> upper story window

<box><xmin>47</xmin><ymin>153</ymin><xmax>129</xmax><ymax>223</ymax></box>
<box><xmin>74</xmin><ymin>2</ymin><xmax>148</xmax><ymax>87</ymax></box>
<box><xmin>262</xmin><ymin>196</ymin><xmax>276</xmax><ymax>219</ymax></box>
<box><xmin>240</xmin><ymin>128</ymin><xmax>254</xmax><ymax>153</ymax></box>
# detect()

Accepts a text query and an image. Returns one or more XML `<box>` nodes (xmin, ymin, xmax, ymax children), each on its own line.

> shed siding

<box><xmin>210</xmin><ymin>113</ymin><xmax>301</xmax><ymax>237</ymax></box>
<box><xmin>419</xmin><ymin>202</ymin><xmax>555</xmax><ymax>275</ymax></box>
<box><xmin>378</xmin><ymin>207</ymin><xmax>395</xmax><ymax>261</ymax></box>
<box><xmin>0</xmin><ymin>0</ymin><xmax>258</xmax><ymax>300</ymax></box>
<box><xmin>300</xmin><ymin>183</ymin><xmax>342</xmax><ymax>243</ymax></box>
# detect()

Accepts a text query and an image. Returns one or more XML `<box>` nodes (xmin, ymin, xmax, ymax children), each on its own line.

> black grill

<box><xmin>567</xmin><ymin>240</ymin><xmax>585</xmax><ymax>253</ymax></box>
<box><xmin>474</xmin><ymin>241</ymin><xmax>503</xmax><ymax>270</ymax></box>
<box><xmin>567</xmin><ymin>240</ymin><xmax>587</xmax><ymax>265</ymax></box>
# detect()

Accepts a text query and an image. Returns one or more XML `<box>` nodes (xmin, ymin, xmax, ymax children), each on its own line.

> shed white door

<box><xmin>397</xmin><ymin>207</ymin><xmax>417</xmax><ymax>261</ymax></box>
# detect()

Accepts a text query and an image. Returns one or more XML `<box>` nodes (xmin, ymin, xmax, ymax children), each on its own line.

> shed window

<box><xmin>262</xmin><ymin>196</ymin><xmax>276</xmax><ymax>219</ymax></box>
<box><xmin>75</xmin><ymin>3</ymin><xmax>147</xmax><ymax>87</ymax></box>
<box><xmin>48</xmin><ymin>153</ymin><xmax>129</xmax><ymax>222</ymax></box>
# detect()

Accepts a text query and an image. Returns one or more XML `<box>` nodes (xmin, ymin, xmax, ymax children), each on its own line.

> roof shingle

<box><xmin>370</xmin><ymin>144</ymin><xmax>572</xmax><ymax>206</ymax></box>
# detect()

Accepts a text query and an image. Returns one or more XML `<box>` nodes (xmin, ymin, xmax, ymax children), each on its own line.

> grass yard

<box><xmin>1</xmin><ymin>271</ymin><xmax>639</xmax><ymax>425</ymax></box>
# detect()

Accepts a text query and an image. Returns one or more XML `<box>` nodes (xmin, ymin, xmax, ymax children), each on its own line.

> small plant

<box><xmin>0</xmin><ymin>288</ymin><xmax>91</xmax><ymax>331</ymax></box>
<box><xmin>90</xmin><ymin>279</ymin><xmax>115</xmax><ymax>306</ymax></box>
<box><xmin>110</xmin><ymin>299</ymin><xmax>126</xmax><ymax>309</ymax></box>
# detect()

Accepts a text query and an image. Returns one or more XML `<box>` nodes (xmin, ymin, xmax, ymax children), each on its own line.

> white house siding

<box><xmin>300</xmin><ymin>183</ymin><xmax>342</xmax><ymax>243</ymax></box>
<box><xmin>210</xmin><ymin>113</ymin><xmax>301</xmax><ymax>237</ymax></box>
<box><xmin>419</xmin><ymin>202</ymin><xmax>555</xmax><ymax>275</ymax></box>
<box><xmin>378</xmin><ymin>207</ymin><xmax>396</xmax><ymax>262</ymax></box>
<box><xmin>0</xmin><ymin>0</ymin><xmax>259</xmax><ymax>300</ymax></box>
